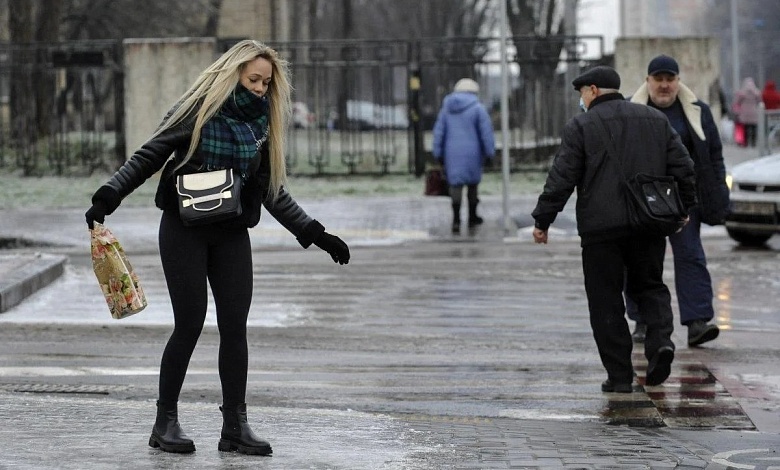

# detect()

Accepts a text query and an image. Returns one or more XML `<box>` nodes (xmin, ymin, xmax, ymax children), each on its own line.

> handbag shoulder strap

<box><xmin>247</xmin><ymin>147</ymin><xmax>263</xmax><ymax>176</ymax></box>
<box><xmin>591</xmin><ymin>113</ymin><xmax>627</xmax><ymax>181</ymax></box>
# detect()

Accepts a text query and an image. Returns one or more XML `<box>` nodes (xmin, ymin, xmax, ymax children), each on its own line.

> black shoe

<box><xmin>451</xmin><ymin>221</ymin><xmax>460</xmax><ymax>233</ymax></box>
<box><xmin>631</xmin><ymin>322</ymin><xmax>647</xmax><ymax>343</ymax></box>
<box><xmin>687</xmin><ymin>320</ymin><xmax>719</xmax><ymax>347</ymax></box>
<box><xmin>467</xmin><ymin>216</ymin><xmax>484</xmax><ymax>227</ymax></box>
<box><xmin>645</xmin><ymin>346</ymin><xmax>674</xmax><ymax>386</ymax></box>
<box><xmin>601</xmin><ymin>379</ymin><xmax>633</xmax><ymax>393</ymax></box>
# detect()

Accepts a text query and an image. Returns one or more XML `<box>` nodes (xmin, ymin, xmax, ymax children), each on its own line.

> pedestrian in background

<box><xmin>85</xmin><ymin>40</ymin><xmax>350</xmax><ymax>455</ymax></box>
<box><xmin>627</xmin><ymin>54</ymin><xmax>730</xmax><ymax>348</ymax></box>
<box><xmin>432</xmin><ymin>78</ymin><xmax>495</xmax><ymax>233</ymax></box>
<box><xmin>762</xmin><ymin>80</ymin><xmax>780</xmax><ymax>110</ymax></box>
<box><xmin>532</xmin><ymin>66</ymin><xmax>696</xmax><ymax>392</ymax></box>
<box><xmin>732</xmin><ymin>77</ymin><xmax>762</xmax><ymax>147</ymax></box>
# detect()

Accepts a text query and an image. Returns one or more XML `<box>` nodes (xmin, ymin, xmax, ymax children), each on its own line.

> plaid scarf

<box><xmin>199</xmin><ymin>84</ymin><xmax>269</xmax><ymax>177</ymax></box>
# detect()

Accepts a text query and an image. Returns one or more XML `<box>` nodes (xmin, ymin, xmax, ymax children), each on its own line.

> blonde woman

<box><xmin>85</xmin><ymin>40</ymin><xmax>350</xmax><ymax>455</ymax></box>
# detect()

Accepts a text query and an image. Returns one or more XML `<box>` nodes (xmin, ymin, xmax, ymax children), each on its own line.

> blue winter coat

<box><xmin>432</xmin><ymin>92</ymin><xmax>495</xmax><ymax>186</ymax></box>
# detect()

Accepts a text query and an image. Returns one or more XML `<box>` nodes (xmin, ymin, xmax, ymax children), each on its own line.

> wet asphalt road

<box><xmin>2</xmin><ymin>232</ymin><xmax>779</xmax><ymax>422</ymax></box>
<box><xmin>1</xmin><ymin>223</ymin><xmax>779</xmax><ymax>455</ymax></box>
<box><xmin>1</xmin><ymin>165</ymin><xmax>780</xmax><ymax>466</ymax></box>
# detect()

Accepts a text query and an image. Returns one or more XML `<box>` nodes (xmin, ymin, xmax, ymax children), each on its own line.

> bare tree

<box><xmin>60</xmin><ymin>0</ymin><xmax>217</xmax><ymax>39</ymax></box>
<box><xmin>4</xmin><ymin>0</ymin><xmax>223</xmax><ymax>173</ymax></box>
<box><xmin>203</xmin><ymin>0</ymin><xmax>223</xmax><ymax>37</ymax></box>
<box><xmin>7</xmin><ymin>0</ymin><xmax>60</xmax><ymax>169</ymax></box>
<box><xmin>503</xmin><ymin>1</ymin><xmax>569</xmax><ymax>139</ymax></box>
<box><xmin>8</xmin><ymin>0</ymin><xmax>33</xmax><ymax>153</ymax></box>
<box><xmin>33</xmin><ymin>0</ymin><xmax>61</xmax><ymax>136</ymax></box>
<box><xmin>335</xmin><ymin>0</ymin><xmax>355</xmax><ymax>131</ymax></box>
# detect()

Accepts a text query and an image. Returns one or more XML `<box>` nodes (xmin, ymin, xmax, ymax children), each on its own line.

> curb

<box><xmin>0</xmin><ymin>253</ymin><xmax>68</xmax><ymax>313</ymax></box>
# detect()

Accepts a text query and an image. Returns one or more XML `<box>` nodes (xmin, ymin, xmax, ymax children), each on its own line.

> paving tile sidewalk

<box><xmin>0</xmin><ymin>143</ymin><xmax>777</xmax><ymax>468</ymax></box>
<box><xmin>6</xmin><ymin>391</ymin><xmax>777</xmax><ymax>469</ymax></box>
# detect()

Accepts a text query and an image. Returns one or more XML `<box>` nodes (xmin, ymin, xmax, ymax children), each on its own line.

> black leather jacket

<box><xmin>91</xmin><ymin>108</ymin><xmax>324</xmax><ymax>248</ymax></box>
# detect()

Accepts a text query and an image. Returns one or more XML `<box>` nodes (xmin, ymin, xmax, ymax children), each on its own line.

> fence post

<box><xmin>409</xmin><ymin>59</ymin><xmax>424</xmax><ymax>177</ymax></box>
<box><xmin>757</xmin><ymin>102</ymin><xmax>766</xmax><ymax>157</ymax></box>
<box><xmin>113</xmin><ymin>43</ymin><xmax>126</xmax><ymax>169</ymax></box>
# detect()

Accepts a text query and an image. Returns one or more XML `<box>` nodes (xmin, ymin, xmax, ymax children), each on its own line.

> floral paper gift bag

<box><xmin>90</xmin><ymin>223</ymin><xmax>147</xmax><ymax>319</ymax></box>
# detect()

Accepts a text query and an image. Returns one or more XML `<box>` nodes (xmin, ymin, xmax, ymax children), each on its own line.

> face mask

<box><xmin>579</xmin><ymin>97</ymin><xmax>587</xmax><ymax>112</ymax></box>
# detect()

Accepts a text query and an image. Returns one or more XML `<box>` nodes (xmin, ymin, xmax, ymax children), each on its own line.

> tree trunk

<box><xmin>337</xmin><ymin>0</ymin><xmax>353</xmax><ymax>132</ymax></box>
<box><xmin>34</xmin><ymin>0</ymin><xmax>62</xmax><ymax>139</ymax></box>
<box><xmin>9</xmin><ymin>0</ymin><xmax>36</xmax><ymax>172</ymax></box>
<box><xmin>204</xmin><ymin>0</ymin><xmax>223</xmax><ymax>36</ymax></box>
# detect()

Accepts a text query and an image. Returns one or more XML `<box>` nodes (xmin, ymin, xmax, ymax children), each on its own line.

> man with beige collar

<box><xmin>627</xmin><ymin>55</ymin><xmax>730</xmax><ymax>347</ymax></box>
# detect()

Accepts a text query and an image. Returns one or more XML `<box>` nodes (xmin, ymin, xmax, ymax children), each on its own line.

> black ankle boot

<box><xmin>452</xmin><ymin>202</ymin><xmax>461</xmax><ymax>233</ymax></box>
<box><xmin>218</xmin><ymin>403</ymin><xmax>272</xmax><ymax>455</ymax></box>
<box><xmin>468</xmin><ymin>201</ymin><xmax>483</xmax><ymax>227</ymax></box>
<box><xmin>148</xmin><ymin>400</ymin><xmax>195</xmax><ymax>453</ymax></box>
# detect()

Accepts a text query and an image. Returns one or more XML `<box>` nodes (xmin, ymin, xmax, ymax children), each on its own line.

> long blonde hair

<box><xmin>158</xmin><ymin>40</ymin><xmax>291</xmax><ymax>199</ymax></box>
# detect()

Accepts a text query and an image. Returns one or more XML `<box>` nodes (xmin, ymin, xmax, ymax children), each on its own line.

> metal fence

<box><xmin>256</xmin><ymin>39</ymin><xmax>415</xmax><ymax>176</ymax></box>
<box><xmin>410</xmin><ymin>36</ymin><xmax>604</xmax><ymax>175</ymax></box>
<box><xmin>0</xmin><ymin>41</ymin><xmax>124</xmax><ymax>176</ymax></box>
<box><xmin>1</xmin><ymin>36</ymin><xmax>603</xmax><ymax>176</ymax></box>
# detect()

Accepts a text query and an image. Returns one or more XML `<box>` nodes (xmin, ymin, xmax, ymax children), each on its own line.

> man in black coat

<box><xmin>532</xmin><ymin>65</ymin><xmax>697</xmax><ymax>392</ymax></box>
<box><xmin>627</xmin><ymin>55</ymin><xmax>730</xmax><ymax>347</ymax></box>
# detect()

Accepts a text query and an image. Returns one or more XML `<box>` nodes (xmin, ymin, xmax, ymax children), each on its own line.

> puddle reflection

<box><xmin>715</xmin><ymin>276</ymin><xmax>732</xmax><ymax>330</ymax></box>
<box><xmin>599</xmin><ymin>350</ymin><xmax>756</xmax><ymax>429</ymax></box>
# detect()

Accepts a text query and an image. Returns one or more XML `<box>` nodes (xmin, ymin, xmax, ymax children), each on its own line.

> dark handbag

<box><xmin>624</xmin><ymin>173</ymin><xmax>686</xmax><ymax>236</ymax></box>
<box><xmin>176</xmin><ymin>169</ymin><xmax>243</xmax><ymax>226</ymax></box>
<box><xmin>425</xmin><ymin>165</ymin><xmax>449</xmax><ymax>196</ymax></box>
<box><xmin>593</xmin><ymin>115</ymin><xmax>686</xmax><ymax>237</ymax></box>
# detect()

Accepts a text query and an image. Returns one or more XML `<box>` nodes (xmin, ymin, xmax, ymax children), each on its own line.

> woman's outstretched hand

<box><xmin>313</xmin><ymin>232</ymin><xmax>350</xmax><ymax>265</ymax></box>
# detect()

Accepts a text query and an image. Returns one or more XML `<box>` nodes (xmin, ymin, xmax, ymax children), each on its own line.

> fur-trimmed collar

<box><xmin>630</xmin><ymin>82</ymin><xmax>705</xmax><ymax>141</ymax></box>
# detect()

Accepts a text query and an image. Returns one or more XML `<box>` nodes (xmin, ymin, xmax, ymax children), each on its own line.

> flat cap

<box><xmin>571</xmin><ymin>65</ymin><xmax>621</xmax><ymax>91</ymax></box>
<box><xmin>647</xmin><ymin>54</ymin><xmax>679</xmax><ymax>76</ymax></box>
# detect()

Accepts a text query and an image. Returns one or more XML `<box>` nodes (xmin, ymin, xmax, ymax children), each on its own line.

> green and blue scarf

<box><xmin>199</xmin><ymin>83</ymin><xmax>269</xmax><ymax>177</ymax></box>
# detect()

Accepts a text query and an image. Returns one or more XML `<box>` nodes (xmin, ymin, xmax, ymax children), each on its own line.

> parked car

<box><xmin>331</xmin><ymin>101</ymin><xmax>409</xmax><ymax>130</ymax></box>
<box><xmin>725</xmin><ymin>152</ymin><xmax>780</xmax><ymax>246</ymax></box>
<box><xmin>292</xmin><ymin>102</ymin><xmax>316</xmax><ymax>128</ymax></box>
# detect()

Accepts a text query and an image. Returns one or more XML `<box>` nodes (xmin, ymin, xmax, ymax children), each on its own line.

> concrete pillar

<box><xmin>122</xmin><ymin>38</ymin><xmax>217</xmax><ymax>160</ymax></box>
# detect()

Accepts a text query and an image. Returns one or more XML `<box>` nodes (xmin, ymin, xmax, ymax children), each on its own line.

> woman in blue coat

<box><xmin>432</xmin><ymin>78</ymin><xmax>495</xmax><ymax>233</ymax></box>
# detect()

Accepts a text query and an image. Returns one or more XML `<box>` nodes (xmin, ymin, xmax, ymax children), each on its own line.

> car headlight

<box><xmin>726</xmin><ymin>173</ymin><xmax>733</xmax><ymax>191</ymax></box>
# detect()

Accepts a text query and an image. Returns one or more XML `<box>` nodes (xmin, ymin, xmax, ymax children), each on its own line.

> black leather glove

<box><xmin>313</xmin><ymin>232</ymin><xmax>350</xmax><ymax>265</ymax></box>
<box><xmin>85</xmin><ymin>201</ymin><xmax>107</xmax><ymax>230</ymax></box>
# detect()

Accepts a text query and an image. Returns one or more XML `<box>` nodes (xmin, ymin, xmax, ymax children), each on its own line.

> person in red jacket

<box><xmin>762</xmin><ymin>80</ymin><xmax>780</xmax><ymax>110</ymax></box>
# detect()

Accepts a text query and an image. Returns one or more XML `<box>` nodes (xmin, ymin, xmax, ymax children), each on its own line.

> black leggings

<box><xmin>157</xmin><ymin>210</ymin><xmax>253</xmax><ymax>407</ymax></box>
<box><xmin>448</xmin><ymin>184</ymin><xmax>478</xmax><ymax>206</ymax></box>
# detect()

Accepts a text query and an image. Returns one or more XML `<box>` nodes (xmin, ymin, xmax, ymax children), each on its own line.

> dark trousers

<box><xmin>627</xmin><ymin>209</ymin><xmax>714</xmax><ymax>325</ymax></box>
<box><xmin>157</xmin><ymin>210</ymin><xmax>253</xmax><ymax>407</ymax></box>
<box><xmin>744</xmin><ymin>124</ymin><xmax>757</xmax><ymax>147</ymax></box>
<box><xmin>582</xmin><ymin>235</ymin><xmax>674</xmax><ymax>382</ymax></box>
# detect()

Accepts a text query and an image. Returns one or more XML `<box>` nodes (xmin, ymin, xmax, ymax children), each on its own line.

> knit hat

<box><xmin>454</xmin><ymin>78</ymin><xmax>479</xmax><ymax>93</ymax></box>
<box><xmin>571</xmin><ymin>66</ymin><xmax>621</xmax><ymax>91</ymax></box>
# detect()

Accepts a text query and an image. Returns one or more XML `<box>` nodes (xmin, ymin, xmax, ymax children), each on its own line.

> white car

<box><xmin>725</xmin><ymin>152</ymin><xmax>780</xmax><ymax>246</ymax></box>
<box><xmin>292</xmin><ymin>102</ymin><xmax>315</xmax><ymax>128</ymax></box>
<box><xmin>342</xmin><ymin>101</ymin><xmax>409</xmax><ymax>130</ymax></box>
